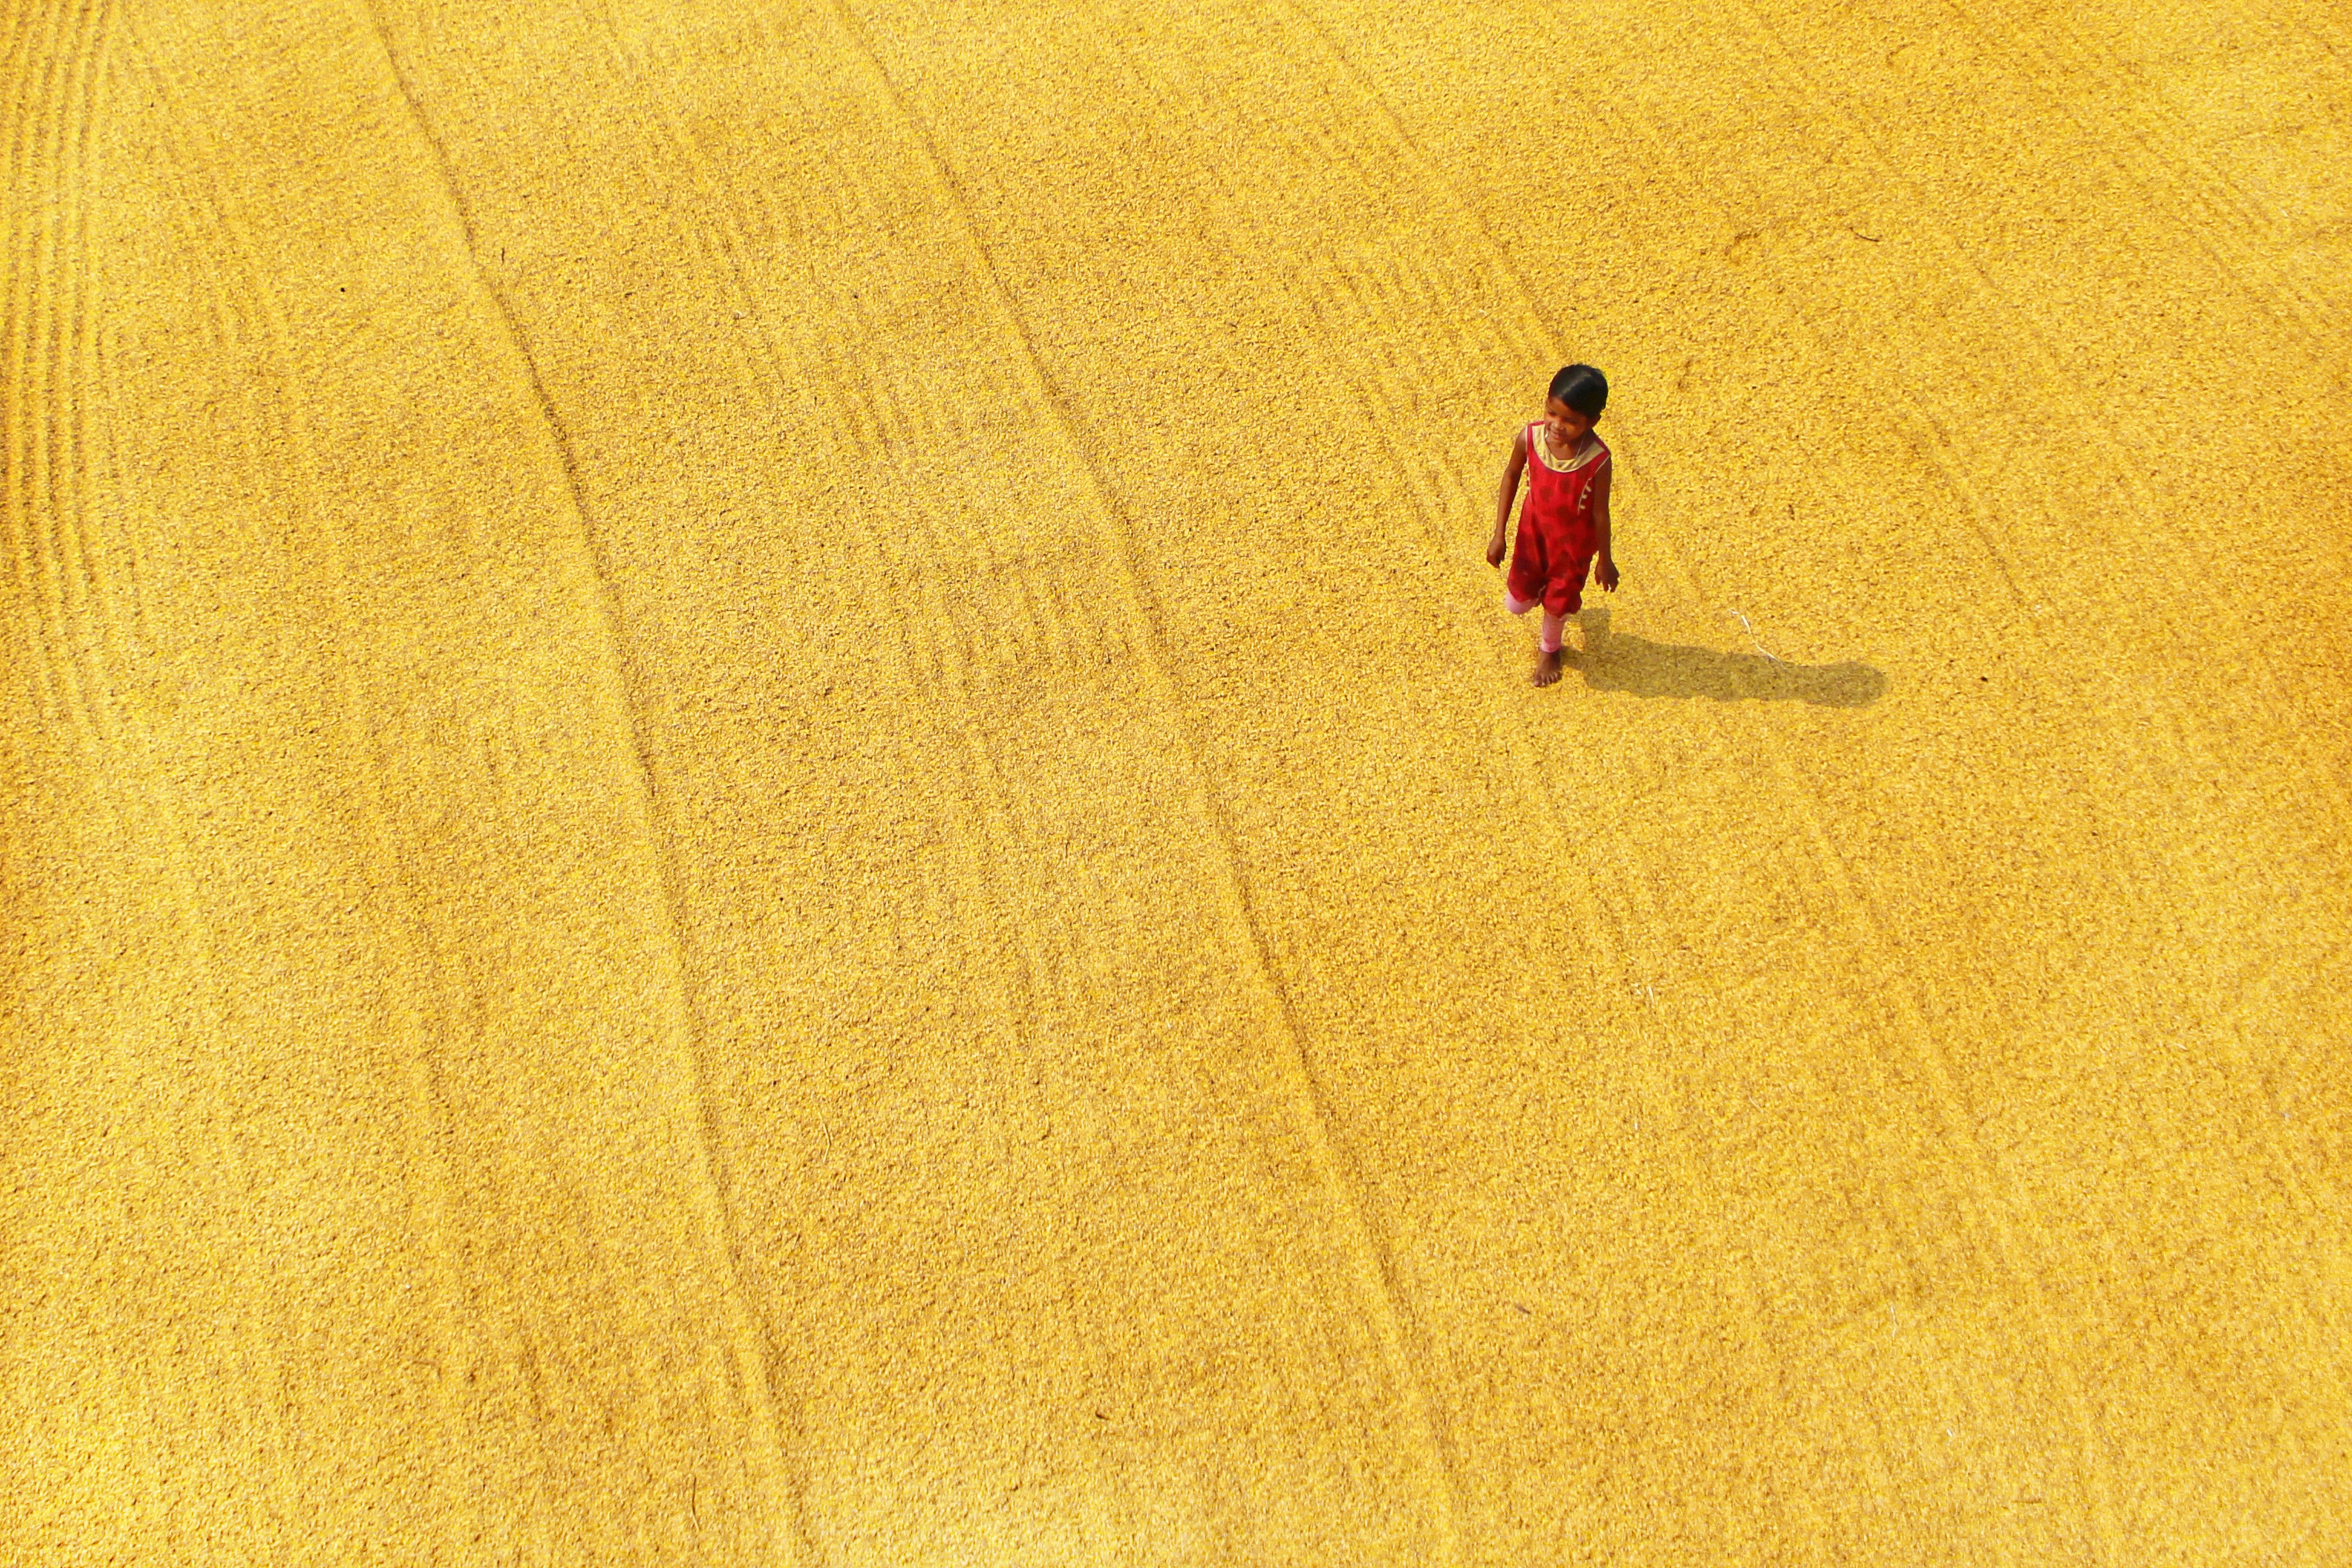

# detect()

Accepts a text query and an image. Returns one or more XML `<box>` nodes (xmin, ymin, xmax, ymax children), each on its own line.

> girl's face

<box><xmin>1544</xmin><ymin>397</ymin><xmax>1594</xmax><ymax>445</ymax></box>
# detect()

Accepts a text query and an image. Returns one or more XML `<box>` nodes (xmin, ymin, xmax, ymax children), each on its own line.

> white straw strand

<box><xmin>1726</xmin><ymin>609</ymin><xmax>1783</xmax><ymax>663</ymax></box>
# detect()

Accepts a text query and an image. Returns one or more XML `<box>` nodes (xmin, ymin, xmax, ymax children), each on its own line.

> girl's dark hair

<box><xmin>1548</xmin><ymin>363</ymin><xmax>1609</xmax><ymax>419</ymax></box>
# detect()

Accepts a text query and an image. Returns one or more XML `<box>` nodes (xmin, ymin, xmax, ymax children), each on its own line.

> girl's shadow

<box><xmin>1570</xmin><ymin>607</ymin><xmax>1884</xmax><ymax>706</ymax></box>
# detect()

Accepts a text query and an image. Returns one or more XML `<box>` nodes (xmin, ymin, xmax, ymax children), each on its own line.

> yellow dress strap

<box><xmin>1534</xmin><ymin>430</ymin><xmax>1595</xmax><ymax>473</ymax></box>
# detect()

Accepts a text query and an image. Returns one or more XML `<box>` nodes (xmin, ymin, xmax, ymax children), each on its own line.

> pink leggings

<box><xmin>1504</xmin><ymin>589</ymin><xmax>1568</xmax><ymax>652</ymax></box>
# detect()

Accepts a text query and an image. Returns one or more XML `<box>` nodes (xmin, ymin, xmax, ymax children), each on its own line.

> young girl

<box><xmin>1486</xmin><ymin>364</ymin><xmax>1619</xmax><ymax>686</ymax></box>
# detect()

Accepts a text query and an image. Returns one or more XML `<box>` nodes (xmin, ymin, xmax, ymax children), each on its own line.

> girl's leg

<box><xmin>1508</xmin><ymin>588</ymin><xmax>1568</xmax><ymax>686</ymax></box>
<box><xmin>1506</xmin><ymin>590</ymin><xmax>1564</xmax><ymax>649</ymax></box>
<box><xmin>1505</xmin><ymin>592</ymin><xmax>1561</xmax><ymax>653</ymax></box>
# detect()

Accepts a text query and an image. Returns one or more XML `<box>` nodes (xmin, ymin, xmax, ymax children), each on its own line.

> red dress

<box><xmin>1508</xmin><ymin>424</ymin><xmax>1609</xmax><ymax>616</ymax></box>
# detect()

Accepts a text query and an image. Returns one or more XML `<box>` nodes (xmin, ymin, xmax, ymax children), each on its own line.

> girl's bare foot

<box><xmin>1532</xmin><ymin>647</ymin><xmax>1564</xmax><ymax>686</ymax></box>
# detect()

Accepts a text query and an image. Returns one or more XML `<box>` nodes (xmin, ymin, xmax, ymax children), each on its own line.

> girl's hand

<box><xmin>1596</xmin><ymin>556</ymin><xmax>1620</xmax><ymax>591</ymax></box>
<box><xmin>1486</xmin><ymin>532</ymin><xmax>1506</xmax><ymax>568</ymax></box>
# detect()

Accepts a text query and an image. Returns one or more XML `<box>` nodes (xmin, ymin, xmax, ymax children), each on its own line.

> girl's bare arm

<box><xmin>1487</xmin><ymin>429</ymin><xmax>1527</xmax><ymax>567</ymax></box>
<box><xmin>1592</xmin><ymin>459</ymin><xmax>1619</xmax><ymax>590</ymax></box>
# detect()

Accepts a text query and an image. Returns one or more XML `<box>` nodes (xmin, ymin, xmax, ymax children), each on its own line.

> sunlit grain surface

<box><xmin>4</xmin><ymin>2</ymin><xmax>2347</xmax><ymax>1561</ymax></box>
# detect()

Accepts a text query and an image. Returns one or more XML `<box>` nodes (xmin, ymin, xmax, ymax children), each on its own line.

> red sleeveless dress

<box><xmin>1507</xmin><ymin>424</ymin><xmax>1609</xmax><ymax>616</ymax></box>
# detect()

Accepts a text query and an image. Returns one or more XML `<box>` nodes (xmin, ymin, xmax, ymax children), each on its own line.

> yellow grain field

<box><xmin>4</xmin><ymin>0</ymin><xmax>2347</xmax><ymax>1561</ymax></box>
